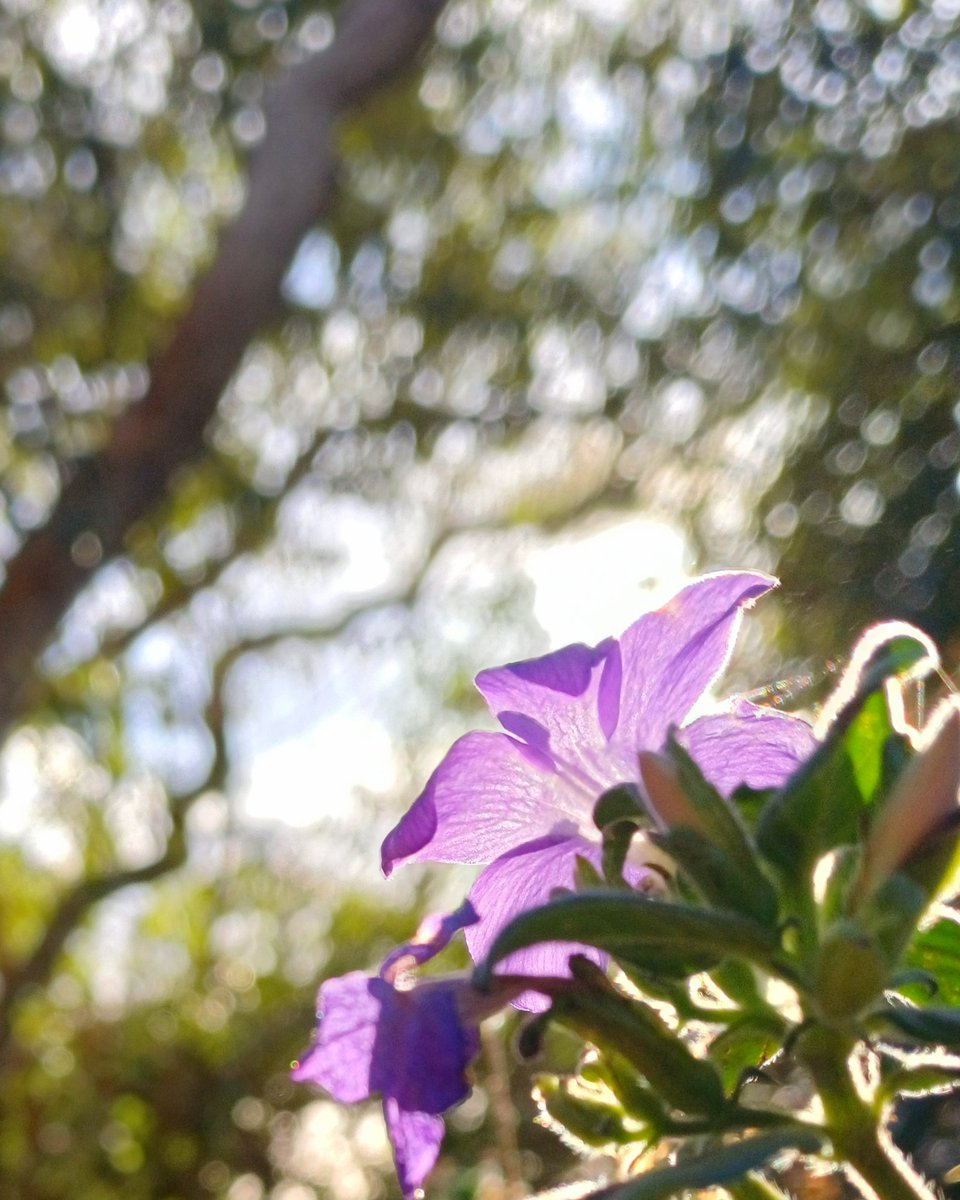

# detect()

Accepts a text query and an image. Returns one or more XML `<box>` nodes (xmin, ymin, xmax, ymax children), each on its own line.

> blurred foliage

<box><xmin>0</xmin><ymin>0</ymin><xmax>959</xmax><ymax>1196</ymax></box>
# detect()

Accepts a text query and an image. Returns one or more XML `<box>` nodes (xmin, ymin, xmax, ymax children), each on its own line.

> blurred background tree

<box><xmin>1</xmin><ymin>0</ymin><xmax>960</xmax><ymax>1196</ymax></box>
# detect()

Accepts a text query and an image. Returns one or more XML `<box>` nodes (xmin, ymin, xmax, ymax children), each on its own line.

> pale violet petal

<box><xmin>677</xmin><ymin>701</ymin><xmax>816</xmax><ymax>795</ymax></box>
<box><xmin>291</xmin><ymin>973</ymin><xmax>382</xmax><ymax>1103</ymax></box>
<box><xmin>381</xmin><ymin>731</ymin><xmax>577</xmax><ymax>874</ymax></box>
<box><xmin>616</xmin><ymin>572</ymin><xmax>776</xmax><ymax>749</ymax></box>
<box><xmin>476</xmin><ymin>639</ymin><xmax>621</xmax><ymax>761</ymax></box>
<box><xmin>465</xmin><ymin>834</ymin><xmax>607</xmax><ymax>1011</ymax></box>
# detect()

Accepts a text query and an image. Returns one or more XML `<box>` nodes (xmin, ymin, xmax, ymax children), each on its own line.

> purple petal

<box><xmin>380</xmin><ymin>901</ymin><xmax>479</xmax><ymax>982</ymax></box>
<box><xmin>384</xmin><ymin>1097</ymin><xmax>445</xmax><ymax>1199</ymax></box>
<box><xmin>476</xmin><ymin>638</ymin><xmax>621</xmax><ymax>760</ymax></box>
<box><xmin>465</xmin><ymin>834</ymin><xmax>606</xmax><ymax>1011</ymax></box>
<box><xmin>597</xmin><ymin>643</ymin><xmax>623</xmax><ymax>740</ymax></box>
<box><xmin>294</xmin><ymin>973</ymin><xmax>479</xmax><ymax>1126</ymax></box>
<box><xmin>291</xmin><ymin>973</ymin><xmax>383</xmax><ymax>1103</ymax></box>
<box><xmin>490</xmin><ymin>641</ymin><xmax>604</xmax><ymax>695</ymax></box>
<box><xmin>386</xmin><ymin>983</ymin><xmax>480</xmax><ymax>1113</ymax></box>
<box><xmin>677</xmin><ymin>701</ymin><xmax>816</xmax><ymax>795</ymax></box>
<box><xmin>616</xmin><ymin>572</ymin><xmax>776</xmax><ymax>749</ymax></box>
<box><xmin>381</xmin><ymin>731</ymin><xmax>576</xmax><ymax>874</ymax></box>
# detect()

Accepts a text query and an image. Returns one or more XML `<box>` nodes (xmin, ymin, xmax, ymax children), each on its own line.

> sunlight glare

<box><xmin>240</xmin><ymin>714</ymin><xmax>398</xmax><ymax>827</ymax></box>
<box><xmin>525</xmin><ymin>512</ymin><xmax>691</xmax><ymax>646</ymax></box>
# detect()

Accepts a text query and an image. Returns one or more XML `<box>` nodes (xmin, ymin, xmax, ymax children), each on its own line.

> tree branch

<box><xmin>0</xmin><ymin>471</ymin><xmax>633</xmax><ymax>1061</ymax></box>
<box><xmin>0</xmin><ymin>0</ymin><xmax>449</xmax><ymax>736</ymax></box>
<box><xmin>0</xmin><ymin>687</ymin><xmax>229</xmax><ymax>1065</ymax></box>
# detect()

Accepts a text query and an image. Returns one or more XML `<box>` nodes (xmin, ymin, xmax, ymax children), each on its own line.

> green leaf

<box><xmin>708</xmin><ymin>1015</ymin><xmax>787</xmax><ymax>1093</ymax></box>
<box><xmin>534</xmin><ymin>1074</ymin><xmax>637</xmax><ymax>1148</ymax></box>
<box><xmin>709</xmin><ymin>960</ymin><xmax>766</xmax><ymax>1009</ymax></box>
<box><xmin>877</xmin><ymin>1063</ymin><xmax>960</xmax><ymax>1106</ymax></box>
<box><xmin>618</xmin><ymin>962</ymin><xmax>717</xmax><ymax>1011</ymax></box>
<box><xmin>660</xmin><ymin>736</ymin><xmax>773</xmax><ymax>889</ymax></box>
<box><xmin>585</xmin><ymin>1128</ymin><xmax>825</xmax><ymax>1200</ymax></box>
<box><xmin>850</xmin><ymin>707</ymin><xmax>960</xmax><ymax>912</ymax></box>
<box><xmin>474</xmin><ymin>891</ymin><xmax>780</xmax><ymax>985</ymax></box>
<box><xmin>652</xmin><ymin>825</ymin><xmax>779</xmax><ymax>928</ymax></box>
<box><xmin>882</xmin><ymin>1002</ymin><xmax>960</xmax><ymax>1048</ymax></box>
<box><xmin>856</xmin><ymin>871</ymin><xmax>928</xmax><ymax>968</ymax></box>
<box><xmin>546</xmin><ymin>959</ymin><xmax>726</xmax><ymax>1116</ymax></box>
<box><xmin>859</xmin><ymin>627</ymin><xmax>937</xmax><ymax>688</ymax></box>
<box><xmin>756</xmin><ymin>625</ymin><xmax>930</xmax><ymax>883</ymax></box>
<box><xmin>846</xmin><ymin>691</ymin><xmax>899</xmax><ymax>805</ymax></box>
<box><xmin>755</xmin><ymin>728</ymin><xmax>861</xmax><ymax>881</ymax></box>
<box><xmin>594</xmin><ymin>1052</ymin><xmax>671</xmax><ymax>1128</ymax></box>
<box><xmin>730</xmin><ymin>784</ymin><xmax>775</xmax><ymax>831</ymax></box>
<box><xmin>574</xmin><ymin>854</ymin><xmax>606</xmax><ymax>890</ymax></box>
<box><xmin>726</xmin><ymin>1175</ymin><xmax>792</xmax><ymax>1200</ymax></box>
<box><xmin>817</xmin><ymin>846</ymin><xmax>861</xmax><ymax>929</ymax></box>
<box><xmin>903</xmin><ymin>909</ymin><xmax>960</xmax><ymax>1005</ymax></box>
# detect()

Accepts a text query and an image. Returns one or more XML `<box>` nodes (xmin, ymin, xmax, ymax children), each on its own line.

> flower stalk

<box><xmin>795</xmin><ymin>1026</ymin><xmax>936</xmax><ymax>1200</ymax></box>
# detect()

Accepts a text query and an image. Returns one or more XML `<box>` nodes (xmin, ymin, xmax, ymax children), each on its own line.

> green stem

<box><xmin>796</xmin><ymin>1026</ymin><xmax>936</xmax><ymax>1200</ymax></box>
<box><xmin>782</xmin><ymin>882</ymin><xmax>820</xmax><ymax>975</ymax></box>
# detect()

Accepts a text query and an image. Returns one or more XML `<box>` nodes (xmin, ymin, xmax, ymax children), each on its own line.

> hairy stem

<box><xmin>796</xmin><ymin>1027</ymin><xmax>936</xmax><ymax>1200</ymax></box>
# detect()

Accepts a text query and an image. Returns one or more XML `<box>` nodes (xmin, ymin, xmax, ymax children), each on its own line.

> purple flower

<box><xmin>381</xmin><ymin>573</ymin><xmax>816</xmax><ymax>990</ymax></box>
<box><xmin>293</xmin><ymin>902</ymin><xmax>505</xmax><ymax>1197</ymax></box>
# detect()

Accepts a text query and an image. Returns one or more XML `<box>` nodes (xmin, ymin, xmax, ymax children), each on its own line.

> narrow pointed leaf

<box><xmin>846</xmin><ymin>690</ymin><xmax>900</xmax><ymax>805</ymax></box>
<box><xmin>586</xmin><ymin>1128</ymin><xmax>826</xmax><ymax>1200</ymax></box>
<box><xmin>883</xmin><ymin>1002</ymin><xmax>960</xmax><ymax>1048</ymax></box>
<box><xmin>474</xmin><ymin>892</ymin><xmax>780</xmax><ymax>987</ymax></box>
<box><xmin>727</xmin><ymin>1175</ymin><xmax>792</xmax><ymax>1200</ymax></box>
<box><xmin>574</xmin><ymin>853</ymin><xmax>605</xmax><ymax>890</ymax></box>
<box><xmin>618</xmin><ymin>961</ymin><xmax>716</xmax><ymax>1010</ymax></box>
<box><xmin>755</xmin><ymin>730</ymin><xmax>862</xmax><ymax>880</ymax></box>
<box><xmin>856</xmin><ymin>871</ymin><xmax>928</xmax><ymax>968</ymax></box>
<box><xmin>756</xmin><ymin>624</ymin><xmax>933</xmax><ymax>881</ymax></box>
<box><xmin>730</xmin><ymin>784</ymin><xmax>774</xmax><ymax>830</ymax></box>
<box><xmin>878</xmin><ymin>1063</ymin><xmax>960</xmax><ymax>1106</ymax></box>
<box><xmin>643</xmin><ymin>737</ymin><xmax>771</xmax><ymax>895</ymax></box>
<box><xmin>817</xmin><ymin>846</ymin><xmax>860</xmax><ymax>928</ymax></box>
<box><xmin>709</xmin><ymin>960</ymin><xmax>766</xmax><ymax>1008</ymax></box>
<box><xmin>850</xmin><ymin>703</ymin><xmax>960</xmax><ymax>908</ymax></box>
<box><xmin>652</xmin><ymin>826</ymin><xmax>779</xmax><ymax>927</ymax></box>
<box><xmin>596</xmin><ymin>1052</ymin><xmax>670</xmax><ymax>1128</ymax></box>
<box><xmin>545</xmin><ymin>963</ymin><xmax>726</xmax><ymax>1116</ymax></box>
<box><xmin>535</xmin><ymin>1075</ymin><xmax>636</xmax><ymax>1148</ymax></box>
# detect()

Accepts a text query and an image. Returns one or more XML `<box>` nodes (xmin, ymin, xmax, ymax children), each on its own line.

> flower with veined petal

<box><xmin>381</xmin><ymin>573</ymin><xmax>816</xmax><ymax>993</ymax></box>
<box><xmin>292</xmin><ymin>902</ymin><xmax>523</xmax><ymax>1197</ymax></box>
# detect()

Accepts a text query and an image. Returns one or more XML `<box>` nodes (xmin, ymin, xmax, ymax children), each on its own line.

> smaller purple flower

<box><xmin>292</xmin><ymin>902</ymin><xmax>507</xmax><ymax>1197</ymax></box>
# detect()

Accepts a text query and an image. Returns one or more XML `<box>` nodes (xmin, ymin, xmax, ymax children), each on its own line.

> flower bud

<box><xmin>814</xmin><ymin>918</ymin><xmax>887</xmax><ymax>1021</ymax></box>
<box><xmin>638</xmin><ymin>750</ymin><xmax>705</xmax><ymax>833</ymax></box>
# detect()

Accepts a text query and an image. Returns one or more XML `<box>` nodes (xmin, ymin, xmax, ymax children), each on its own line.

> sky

<box><xmin>237</xmin><ymin>511</ymin><xmax>691</xmax><ymax>828</ymax></box>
